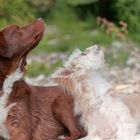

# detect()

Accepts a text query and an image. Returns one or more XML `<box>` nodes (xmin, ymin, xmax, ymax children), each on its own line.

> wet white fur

<box><xmin>52</xmin><ymin>45</ymin><xmax>140</xmax><ymax>140</ymax></box>
<box><xmin>0</xmin><ymin>67</ymin><xmax>23</xmax><ymax>139</ymax></box>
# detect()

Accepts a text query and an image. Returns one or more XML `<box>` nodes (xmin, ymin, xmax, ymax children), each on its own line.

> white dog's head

<box><xmin>52</xmin><ymin>45</ymin><xmax>105</xmax><ymax>87</ymax></box>
<box><xmin>64</xmin><ymin>45</ymin><xmax>105</xmax><ymax>71</ymax></box>
<box><xmin>75</xmin><ymin>45</ymin><xmax>104</xmax><ymax>71</ymax></box>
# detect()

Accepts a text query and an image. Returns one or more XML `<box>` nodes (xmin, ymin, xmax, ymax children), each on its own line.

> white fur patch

<box><xmin>0</xmin><ymin>67</ymin><xmax>23</xmax><ymax>139</ymax></box>
<box><xmin>92</xmin><ymin>72</ymin><xmax>111</xmax><ymax>97</ymax></box>
<box><xmin>3</xmin><ymin>68</ymin><xmax>23</xmax><ymax>95</ymax></box>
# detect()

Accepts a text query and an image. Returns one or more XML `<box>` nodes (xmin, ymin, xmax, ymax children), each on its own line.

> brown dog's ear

<box><xmin>64</xmin><ymin>48</ymin><xmax>81</xmax><ymax>69</ymax></box>
<box><xmin>0</xmin><ymin>25</ymin><xmax>20</xmax><ymax>58</ymax></box>
<box><xmin>0</xmin><ymin>31</ymin><xmax>9</xmax><ymax>58</ymax></box>
<box><xmin>0</xmin><ymin>19</ymin><xmax>45</xmax><ymax>59</ymax></box>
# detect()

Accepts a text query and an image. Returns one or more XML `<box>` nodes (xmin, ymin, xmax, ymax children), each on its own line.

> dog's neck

<box><xmin>91</xmin><ymin>71</ymin><xmax>111</xmax><ymax>98</ymax></box>
<box><xmin>3</xmin><ymin>68</ymin><xmax>23</xmax><ymax>96</ymax></box>
<box><xmin>0</xmin><ymin>67</ymin><xmax>24</xmax><ymax>103</ymax></box>
<box><xmin>73</xmin><ymin>70</ymin><xmax>111</xmax><ymax>107</ymax></box>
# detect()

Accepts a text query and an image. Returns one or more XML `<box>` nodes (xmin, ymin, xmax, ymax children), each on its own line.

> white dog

<box><xmin>52</xmin><ymin>45</ymin><xmax>140</xmax><ymax>140</ymax></box>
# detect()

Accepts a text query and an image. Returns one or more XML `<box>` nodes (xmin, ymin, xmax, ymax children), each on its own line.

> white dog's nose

<box><xmin>91</xmin><ymin>45</ymin><xmax>101</xmax><ymax>51</ymax></box>
<box><xmin>86</xmin><ymin>45</ymin><xmax>101</xmax><ymax>54</ymax></box>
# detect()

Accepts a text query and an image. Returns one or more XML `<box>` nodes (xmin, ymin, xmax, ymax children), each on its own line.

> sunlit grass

<box><xmin>105</xmin><ymin>50</ymin><xmax>130</xmax><ymax>66</ymax></box>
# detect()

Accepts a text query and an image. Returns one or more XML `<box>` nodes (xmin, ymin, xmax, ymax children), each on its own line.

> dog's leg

<box><xmin>8</xmin><ymin>135</ymin><xmax>29</xmax><ymax>140</ymax></box>
<box><xmin>78</xmin><ymin>137</ymin><xmax>101</xmax><ymax>140</ymax></box>
<box><xmin>0</xmin><ymin>136</ymin><xmax>6</xmax><ymax>140</ymax></box>
<box><xmin>6</xmin><ymin>128</ymin><xmax>30</xmax><ymax>140</ymax></box>
<box><xmin>99</xmin><ymin>96</ymin><xmax>138</xmax><ymax>140</ymax></box>
<box><xmin>53</xmin><ymin>95</ymin><xmax>86</xmax><ymax>140</ymax></box>
<box><xmin>116</xmin><ymin>122</ymin><xmax>137</xmax><ymax>140</ymax></box>
<box><xmin>77</xmin><ymin>129</ymin><xmax>102</xmax><ymax>140</ymax></box>
<box><xmin>6</xmin><ymin>110</ymin><xmax>31</xmax><ymax>140</ymax></box>
<box><xmin>135</xmin><ymin>134</ymin><xmax>140</xmax><ymax>140</ymax></box>
<box><xmin>116</xmin><ymin>108</ymin><xmax>137</xmax><ymax>140</ymax></box>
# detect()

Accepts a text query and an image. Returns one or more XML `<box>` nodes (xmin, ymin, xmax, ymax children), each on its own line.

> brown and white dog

<box><xmin>0</xmin><ymin>19</ymin><xmax>85</xmax><ymax>140</ymax></box>
<box><xmin>52</xmin><ymin>45</ymin><xmax>140</xmax><ymax>140</ymax></box>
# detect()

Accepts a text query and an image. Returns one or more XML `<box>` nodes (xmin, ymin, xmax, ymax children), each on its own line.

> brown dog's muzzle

<box><xmin>20</xmin><ymin>18</ymin><xmax>45</xmax><ymax>57</ymax></box>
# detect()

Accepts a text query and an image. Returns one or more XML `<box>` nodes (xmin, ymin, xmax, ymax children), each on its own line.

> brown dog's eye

<box><xmin>24</xmin><ymin>61</ymin><xmax>27</xmax><ymax>66</ymax></box>
<box><xmin>22</xmin><ymin>60</ymin><xmax>27</xmax><ymax>66</ymax></box>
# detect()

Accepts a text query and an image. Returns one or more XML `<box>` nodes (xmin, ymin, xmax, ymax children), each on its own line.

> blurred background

<box><xmin>0</xmin><ymin>0</ymin><xmax>140</xmax><ymax>93</ymax></box>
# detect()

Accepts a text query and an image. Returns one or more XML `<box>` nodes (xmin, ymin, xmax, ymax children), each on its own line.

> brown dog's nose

<box><xmin>36</xmin><ymin>18</ymin><xmax>44</xmax><ymax>25</ymax></box>
<box><xmin>30</xmin><ymin>18</ymin><xmax>45</xmax><ymax>33</ymax></box>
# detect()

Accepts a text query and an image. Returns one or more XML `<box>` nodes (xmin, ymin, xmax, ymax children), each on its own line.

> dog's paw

<box><xmin>77</xmin><ymin>136</ymin><xmax>102</xmax><ymax>140</ymax></box>
<box><xmin>57</xmin><ymin>135</ymin><xmax>65</xmax><ymax>139</ymax></box>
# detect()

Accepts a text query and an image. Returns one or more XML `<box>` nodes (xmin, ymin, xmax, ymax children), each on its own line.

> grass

<box><xmin>128</xmin><ymin>33</ymin><xmax>140</xmax><ymax>48</ymax></box>
<box><xmin>105</xmin><ymin>49</ymin><xmax>130</xmax><ymax>66</ymax></box>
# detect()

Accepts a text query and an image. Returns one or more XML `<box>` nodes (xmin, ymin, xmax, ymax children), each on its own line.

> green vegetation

<box><xmin>26</xmin><ymin>60</ymin><xmax>62</xmax><ymax>77</ymax></box>
<box><xmin>0</xmin><ymin>0</ymin><xmax>35</xmax><ymax>26</ymax></box>
<box><xmin>105</xmin><ymin>49</ymin><xmax>130</xmax><ymax>66</ymax></box>
<box><xmin>0</xmin><ymin>0</ymin><xmax>140</xmax><ymax>77</ymax></box>
<box><xmin>111</xmin><ymin>0</ymin><xmax>140</xmax><ymax>33</ymax></box>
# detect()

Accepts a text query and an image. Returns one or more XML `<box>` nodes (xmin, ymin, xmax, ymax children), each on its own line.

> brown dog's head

<box><xmin>0</xmin><ymin>19</ymin><xmax>45</xmax><ymax>84</ymax></box>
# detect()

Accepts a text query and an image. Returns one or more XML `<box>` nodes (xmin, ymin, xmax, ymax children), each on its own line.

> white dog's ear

<box><xmin>52</xmin><ymin>48</ymin><xmax>81</xmax><ymax>85</ymax></box>
<box><xmin>52</xmin><ymin>67</ymin><xmax>71</xmax><ymax>84</ymax></box>
<box><xmin>64</xmin><ymin>48</ymin><xmax>81</xmax><ymax>68</ymax></box>
<box><xmin>67</xmin><ymin>48</ymin><xmax>81</xmax><ymax>63</ymax></box>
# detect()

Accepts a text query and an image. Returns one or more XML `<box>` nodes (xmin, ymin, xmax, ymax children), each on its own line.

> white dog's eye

<box><xmin>81</xmin><ymin>52</ymin><xmax>86</xmax><ymax>55</ymax></box>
